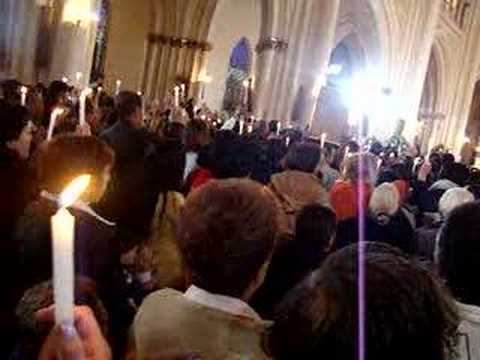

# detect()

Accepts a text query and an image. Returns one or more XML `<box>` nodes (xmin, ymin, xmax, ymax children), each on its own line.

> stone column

<box><xmin>255</xmin><ymin>0</ymin><xmax>340</xmax><ymax>125</ymax></box>
<box><xmin>49</xmin><ymin>0</ymin><xmax>99</xmax><ymax>86</ymax></box>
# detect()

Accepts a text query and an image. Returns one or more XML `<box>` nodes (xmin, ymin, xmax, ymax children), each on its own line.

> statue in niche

<box><xmin>222</xmin><ymin>37</ymin><xmax>251</xmax><ymax>114</ymax></box>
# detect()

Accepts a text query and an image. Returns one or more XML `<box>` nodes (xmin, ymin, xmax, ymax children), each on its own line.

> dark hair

<box><xmin>439</xmin><ymin>162</ymin><xmax>469</xmax><ymax>187</ymax></box>
<box><xmin>442</xmin><ymin>153</ymin><xmax>455</xmax><ymax>167</ymax></box>
<box><xmin>438</xmin><ymin>201</ymin><xmax>480</xmax><ymax>306</ymax></box>
<box><xmin>163</xmin><ymin>121</ymin><xmax>186</xmax><ymax>140</ymax></box>
<box><xmin>185</xmin><ymin>119</ymin><xmax>208</xmax><ymax>152</ymax></box>
<box><xmin>0</xmin><ymin>100</ymin><xmax>30</xmax><ymax>145</ymax></box>
<box><xmin>38</xmin><ymin>135</ymin><xmax>114</xmax><ymax>199</ymax></box>
<box><xmin>296</xmin><ymin>204</ymin><xmax>336</xmax><ymax>251</ymax></box>
<box><xmin>268</xmin><ymin>242</ymin><xmax>459</xmax><ymax>360</ymax></box>
<box><xmin>115</xmin><ymin>91</ymin><xmax>142</xmax><ymax>121</ymax></box>
<box><xmin>177</xmin><ymin>179</ymin><xmax>278</xmax><ymax>297</ymax></box>
<box><xmin>46</xmin><ymin>80</ymin><xmax>69</xmax><ymax>105</ymax></box>
<box><xmin>1</xmin><ymin>79</ymin><xmax>21</xmax><ymax>103</ymax></box>
<box><xmin>284</xmin><ymin>142</ymin><xmax>321</xmax><ymax>173</ymax></box>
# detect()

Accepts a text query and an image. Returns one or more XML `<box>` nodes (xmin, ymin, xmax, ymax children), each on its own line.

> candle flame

<box><xmin>59</xmin><ymin>175</ymin><xmax>91</xmax><ymax>208</ymax></box>
<box><xmin>20</xmin><ymin>86</ymin><xmax>28</xmax><ymax>94</ymax></box>
<box><xmin>80</xmin><ymin>87</ymin><xmax>93</xmax><ymax>98</ymax></box>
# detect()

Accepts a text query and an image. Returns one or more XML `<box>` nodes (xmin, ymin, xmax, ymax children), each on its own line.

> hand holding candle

<box><xmin>51</xmin><ymin>175</ymin><xmax>91</xmax><ymax>327</ymax></box>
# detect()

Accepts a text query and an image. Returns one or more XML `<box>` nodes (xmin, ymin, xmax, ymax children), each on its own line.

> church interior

<box><xmin>2</xmin><ymin>0</ymin><xmax>480</xmax><ymax>157</ymax></box>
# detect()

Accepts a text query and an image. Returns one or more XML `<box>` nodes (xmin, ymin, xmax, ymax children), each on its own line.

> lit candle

<box><xmin>62</xmin><ymin>77</ymin><xmax>69</xmax><ymax>84</ymax></box>
<box><xmin>286</xmin><ymin>136</ymin><xmax>291</xmax><ymax>147</ymax></box>
<box><xmin>239</xmin><ymin>120</ymin><xmax>245</xmax><ymax>135</ymax></box>
<box><xmin>174</xmin><ymin>86</ymin><xmax>180</xmax><ymax>108</ymax></box>
<box><xmin>51</xmin><ymin>175</ymin><xmax>91</xmax><ymax>327</ymax></box>
<box><xmin>47</xmin><ymin>108</ymin><xmax>65</xmax><ymax>141</ymax></box>
<box><xmin>75</xmin><ymin>72</ymin><xmax>83</xmax><ymax>88</ymax></box>
<box><xmin>277</xmin><ymin>121</ymin><xmax>282</xmax><ymax>136</ymax></box>
<box><xmin>79</xmin><ymin>88</ymin><xmax>92</xmax><ymax>127</ymax></box>
<box><xmin>20</xmin><ymin>86</ymin><xmax>28</xmax><ymax>106</ymax></box>
<box><xmin>320</xmin><ymin>133</ymin><xmax>327</xmax><ymax>149</ymax></box>
<box><xmin>243</xmin><ymin>80</ymin><xmax>249</xmax><ymax>106</ymax></box>
<box><xmin>343</xmin><ymin>145</ymin><xmax>351</xmax><ymax>164</ymax></box>
<box><xmin>180</xmin><ymin>84</ymin><xmax>186</xmax><ymax>99</ymax></box>
<box><xmin>96</xmin><ymin>86</ymin><xmax>103</xmax><ymax>108</ymax></box>
<box><xmin>115</xmin><ymin>80</ymin><xmax>122</xmax><ymax>96</ymax></box>
<box><xmin>248</xmin><ymin>125</ymin><xmax>253</xmax><ymax>133</ymax></box>
<box><xmin>137</xmin><ymin>91</ymin><xmax>145</xmax><ymax>118</ymax></box>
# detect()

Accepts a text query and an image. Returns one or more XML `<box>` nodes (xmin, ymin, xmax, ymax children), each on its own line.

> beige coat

<box><xmin>269</xmin><ymin>170</ymin><xmax>330</xmax><ymax>244</ymax></box>
<box><xmin>130</xmin><ymin>289</ymin><xmax>271</xmax><ymax>360</ymax></box>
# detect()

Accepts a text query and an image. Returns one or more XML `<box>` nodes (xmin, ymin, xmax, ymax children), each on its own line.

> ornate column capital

<box><xmin>147</xmin><ymin>33</ymin><xmax>212</xmax><ymax>51</ymax></box>
<box><xmin>256</xmin><ymin>36</ymin><xmax>288</xmax><ymax>53</ymax></box>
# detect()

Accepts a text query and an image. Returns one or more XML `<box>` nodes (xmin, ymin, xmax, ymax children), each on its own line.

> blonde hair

<box><xmin>343</xmin><ymin>153</ymin><xmax>378</xmax><ymax>184</ymax></box>
<box><xmin>369</xmin><ymin>183</ymin><xmax>400</xmax><ymax>217</ymax></box>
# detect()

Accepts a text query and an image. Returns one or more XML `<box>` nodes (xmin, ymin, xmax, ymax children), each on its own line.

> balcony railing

<box><xmin>443</xmin><ymin>0</ymin><xmax>471</xmax><ymax>29</ymax></box>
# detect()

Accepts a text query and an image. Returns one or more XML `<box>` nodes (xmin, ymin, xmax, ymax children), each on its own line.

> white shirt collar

<box><xmin>184</xmin><ymin>285</ymin><xmax>261</xmax><ymax>321</ymax></box>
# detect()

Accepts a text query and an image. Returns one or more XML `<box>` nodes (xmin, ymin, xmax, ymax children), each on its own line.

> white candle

<box><xmin>75</xmin><ymin>72</ymin><xmax>83</xmax><ymax>88</ymax></box>
<box><xmin>137</xmin><ymin>91</ymin><xmax>145</xmax><ymax>118</ymax></box>
<box><xmin>115</xmin><ymin>80</ymin><xmax>122</xmax><ymax>96</ymax></box>
<box><xmin>62</xmin><ymin>77</ymin><xmax>69</xmax><ymax>84</ymax></box>
<box><xmin>96</xmin><ymin>86</ymin><xmax>103</xmax><ymax>108</ymax></box>
<box><xmin>20</xmin><ymin>86</ymin><xmax>28</xmax><ymax>106</ymax></box>
<box><xmin>320</xmin><ymin>133</ymin><xmax>327</xmax><ymax>149</ymax></box>
<box><xmin>248</xmin><ymin>125</ymin><xmax>253</xmax><ymax>133</ymax></box>
<box><xmin>79</xmin><ymin>88</ymin><xmax>92</xmax><ymax>127</ymax></box>
<box><xmin>286</xmin><ymin>136</ymin><xmax>291</xmax><ymax>147</ymax></box>
<box><xmin>52</xmin><ymin>175</ymin><xmax>91</xmax><ymax>327</ymax></box>
<box><xmin>47</xmin><ymin>108</ymin><xmax>65</xmax><ymax>141</ymax></box>
<box><xmin>174</xmin><ymin>86</ymin><xmax>180</xmax><ymax>108</ymax></box>
<box><xmin>239</xmin><ymin>120</ymin><xmax>245</xmax><ymax>135</ymax></box>
<box><xmin>180</xmin><ymin>84</ymin><xmax>186</xmax><ymax>99</ymax></box>
<box><xmin>277</xmin><ymin>121</ymin><xmax>282</xmax><ymax>136</ymax></box>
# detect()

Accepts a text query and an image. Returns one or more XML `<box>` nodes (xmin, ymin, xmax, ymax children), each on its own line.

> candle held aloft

<box><xmin>52</xmin><ymin>175</ymin><xmax>91</xmax><ymax>327</ymax></box>
<box><xmin>20</xmin><ymin>86</ymin><xmax>28</xmax><ymax>106</ymax></box>
<box><xmin>115</xmin><ymin>80</ymin><xmax>122</xmax><ymax>96</ymax></box>
<box><xmin>174</xmin><ymin>86</ymin><xmax>180</xmax><ymax>108</ymax></box>
<box><xmin>79</xmin><ymin>88</ymin><xmax>92</xmax><ymax>127</ymax></box>
<box><xmin>47</xmin><ymin>108</ymin><xmax>65</xmax><ymax>141</ymax></box>
<box><xmin>320</xmin><ymin>133</ymin><xmax>327</xmax><ymax>149</ymax></box>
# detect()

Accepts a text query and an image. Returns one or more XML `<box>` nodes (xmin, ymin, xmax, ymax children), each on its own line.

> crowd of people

<box><xmin>1</xmin><ymin>78</ymin><xmax>480</xmax><ymax>359</ymax></box>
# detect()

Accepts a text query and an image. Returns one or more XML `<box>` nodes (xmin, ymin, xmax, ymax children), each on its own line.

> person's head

<box><xmin>442</xmin><ymin>153</ymin><xmax>455</xmax><ymax>167</ymax></box>
<box><xmin>1</xmin><ymin>79</ymin><xmax>21</xmax><ymax>104</ymax></box>
<box><xmin>369</xmin><ymin>182</ymin><xmax>400</xmax><ymax>219</ymax></box>
<box><xmin>268</xmin><ymin>243</ymin><xmax>459</xmax><ymax>360</ymax></box>
<box><xmin>185</xmin><ymin>119</ymin><xmax>209</xmax><ymax>152</ymax></box>
<box><xmin>437</xmin><ymin>201</ymin><xmax>480</xmax><ymax>305</ymax></box>
<box><xmin>296</xmin><ymin>204</ymin><xmax>336</xmax><ymax>252</ymax></box>
<box><xmin>46</xmin><ymin>80</ymin><xmax>70</xmax><ymax>107</ymax></box>
<box><xmin>0</xmin><ymin>101</ymin><xmax>34</xmax><ymax>160</ymax></box>
<box><xmin>438</xmin><ymin>188</ymin><xmax>474</xmax><ymax>218</ymax></box>
<box><xmin>38</xmin><ymin>135</ymin><xmax>114</xmax><ymax>203</ymax></box>
<box><xmin>429</xmin><ymin>152</ymin><xmax>442</xmax><ymax>172</ymax></box>
<box><xmin>177</xmin><ymin>179</ymin><xmax>278</xmax><ymax>300</ymax></box>
<box><xmin>284</xmin><ymin>142</ymin><xmax>321</xmax><ymax>173</ymax></box>
<box><xmin>115</xmin><ymin>91</ymin><xmax>143</xmax><ymax>128</ymax></box>
<box><xmin>439</xmin><ymin>162</ymin><xmax>470</xmax><ymax>187</ymax></box>
<box><xmin>343</xmin><ymin>153</ymin><xmax>378</xmax><ymax>184</ymax></box>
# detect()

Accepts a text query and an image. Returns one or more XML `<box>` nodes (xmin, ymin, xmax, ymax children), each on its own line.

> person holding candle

<box><xmin>15</xmin><ymin>136</ymin><xmax>129</xmax><ymax>335</ymax></box>
<box><xmin>0</xmin><ymin>101</ymin><xmax>36</xmax><ymax>357</ymax></box>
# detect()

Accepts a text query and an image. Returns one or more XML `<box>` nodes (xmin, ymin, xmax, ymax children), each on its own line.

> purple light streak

<box><xmin>357</xmin><ymin>142</ymin><xmax>366</xmax><ymax>360</ymax></box>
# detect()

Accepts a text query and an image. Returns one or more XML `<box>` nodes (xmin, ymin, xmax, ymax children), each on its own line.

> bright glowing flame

<box><xmin>80</xmin><ymin>87</ymin><xmax>93</xmax><ymax>98</ymax></box>
<box><xmin>20</xmin><ymin>86</ymin><xmax>28</xmax><ymax>95</ymax></box>
<box><xmin>326</xmin><ymin>64</ymin><xmax>342</xmax><ymax>75</ymax></box>
<box><xmin>243</xmin><ymin>80</ymin><xmax>249</xmax><ymax>88</ymax></box>
<box><xmin>62</xmin><ymin>77</ymin><xmax>69</xmax><ymax>83</ymax></box>
<box><xmin>63</xmin><ymin>0</ymin><xmax>99</xmax><ymax>26</ymax></box>
<box><xmin>59</xmin><ymin>175</ymin><xmax>91</xmax><ymax>208</ymax></box>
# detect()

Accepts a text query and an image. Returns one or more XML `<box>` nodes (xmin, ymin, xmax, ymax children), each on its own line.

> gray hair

<box><xmin>369</xmin><ymin>183</ymin><xmax>400</xmax><ymax>217</ymax></box>
<box><xmin>438</xmin><ymin>188</ymin><xmax>474</xmax><ymax>217</ymax></box>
